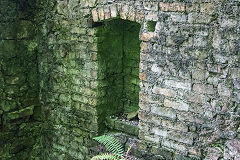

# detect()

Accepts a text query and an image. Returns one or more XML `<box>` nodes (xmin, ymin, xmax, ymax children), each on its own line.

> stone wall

<box><xmin>0</xmin><ymin>0</ymin><xmax>41</xmax><ymax>159</ymax></box>
<box><xmin>91</xmin><ymin>0</ymin><xmax>240</xmax><ymax>159</ymax></box>
<box><xmin>0</xmin><ymin>0</ymin><xmax>239</xmax><ymax>159</ymax></box>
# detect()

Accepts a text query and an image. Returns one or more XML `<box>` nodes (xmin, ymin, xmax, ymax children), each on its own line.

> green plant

<box><xmin>91</xmin><ymin>135</ymin><xmax>133</xmax><ymax>160</ymax></box>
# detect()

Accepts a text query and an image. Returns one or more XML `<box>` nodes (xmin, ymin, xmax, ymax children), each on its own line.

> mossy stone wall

<box><xmin>97</xmin><ymin>19</ymin><xmax>141</xmax><ymax>130</ymax></box>
<box><xmin>0</xmin><ymin>0</ymin><xmax>41</xmax><ymax>159</ymax></box>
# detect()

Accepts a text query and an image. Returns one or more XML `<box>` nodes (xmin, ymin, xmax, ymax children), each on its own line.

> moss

<box><xmin>96</xmin><ymin>19</ymin><xmax>141</xmax><ymax>133</ymax></box>
<box><xmin>146</xmin><ymin>21</ymin><xmax>157</xmax><ymax>32</ymax></box>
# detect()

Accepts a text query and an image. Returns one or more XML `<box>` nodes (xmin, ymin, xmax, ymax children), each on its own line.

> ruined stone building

<box><xmin>0</xmin><ymin>0</ymin><xmax>239</xmax><ymax>159</ymax></box>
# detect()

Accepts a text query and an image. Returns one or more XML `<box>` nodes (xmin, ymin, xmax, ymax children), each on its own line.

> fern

<box><xmin>91</xmin><ymin>153</ymin><xmax>119</xmax><ymax>160</ymax></box>
<box><xmin>93</xmin><ymin>135</ymin><xmax>124</xmax><ymax>158</ymax></box>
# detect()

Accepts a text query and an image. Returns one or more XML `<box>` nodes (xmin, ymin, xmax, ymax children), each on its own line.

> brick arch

<box><xmin>91</xmin><ymin>4</ymin><xmax>144</xmax><ymax>24</ymax></box>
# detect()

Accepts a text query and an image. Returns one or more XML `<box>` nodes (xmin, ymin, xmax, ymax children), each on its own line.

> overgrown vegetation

<box><xmin>91</xmin><ymin>135</ymin><xmax>133</xmax><ymax>160</ymax></box>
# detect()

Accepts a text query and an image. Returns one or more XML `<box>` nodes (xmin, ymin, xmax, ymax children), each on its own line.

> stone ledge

<box><xmin>3</xmin><ymin>105</ymin><xmax>34</xmax><ymax>121</ymax></box>
<box><xmin>105</xmin><ymin>116</ymin><xmax>139</xmax><ymax>136</ymax></box>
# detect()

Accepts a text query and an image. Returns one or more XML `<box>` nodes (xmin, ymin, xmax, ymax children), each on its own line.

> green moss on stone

<box><xmin>4</xmin><ymin>105</ymin><xmax>34</xmax><ymax>121</ymax></box>
<box><xmin>96</xmin><ymin>19</ymin><xmax>141</xmax><ymax>133</ymax></box>
<box><xmin>146</xmin><ymin>21</ymin><xmax>157</xmax><ymax>32</ymax></box>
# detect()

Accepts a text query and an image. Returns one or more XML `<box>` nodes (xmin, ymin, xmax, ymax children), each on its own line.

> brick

<box><xmin>139</xmin><ymin>73</ymin><xmax>146</xmax><ymax>81</ymax></box>
<box><xmin>152</xmin><ymin>87</ymin><xmax>176</xmax><ymax>97</ymax></box>
<box><xmin>168</xmin><ymin>13</ymin><xmax>187</xmax><ymax>23</ymax></box>
<box><xmin>143</xmin><ymin>2</ymin><xmax>158</xmax><ymax>11</ymax></box>
<box><xmin>98</xmin><ymin>7</ymin><xmax>104</xmax><ymax>21</ymax></box>
<box><xmin>128</xmin><ymin>6</ymin><xmax>136</xmax><ymax>21</ymax></box>
<box><xmin>162</xmin><ymin>139</ymin><xmax>187</xmax><ymax>153</ymax></box>
<box><xmin>217</xmin><ymin>83</ymin><xmax>232</xmax><ymax>97</ymax></box>
<box><xmin>144</xmin><ymin>135</ymin><xmax>160</xmax><ymax>143</ymax></box>
<box><xmin>141</xmin><ymin>32</ymin><xmax>157</xmax><ymax>41</ymax></box>
<box><xmin>164</xmin><ymin>80</ymin><xmax>191</xmax><ymax>91</ymax></box>
<box><xmin>104</xmin><ymin>6</ymin><xmax>110</xmax><ymax>20</ymax></box>
<box><xmin>186</xmin><ymin>3</ymin><xmax>199</xmax><ymax>12</ymax></box>
<box><xmin>188</xmin><ymin>12</ymin><xmax>212</xmax><ymax>24</ymax></box>
<box><xmin>138</xmin><ymin>111</ymin><xmax>148</xmax><ymax>122</ymax></box>
<box><xmin>145</xmin><ymin>11</ymin><xmax>158</xmax><ymax>21</ymax></box>
<box><xmin>188</xmin><ymin>93</ymin><xmax>207</xmax><ymax>104</ymax></box>
<box><xmin>90</xmin><ymin>70</ymin><xmax>97</xmax><ymax>79</ymax></box>
<box><xmin>152</xmin><ymin>127</ymin><xmax>168</xmax><ymax>137</ymax></box>
<box><xmin>92</xmin><ymin>8</ymin><xmax>98</xmax><ymax>22</ymax></box>
<box><xmin>200</xmin><ymin>3</ymin><xmax>215</xmax><ymax>14</ymax></box>
<box><xmin>139</xmin><ymin>102</ymin><xmax>150</xmax><ymax>112</ymax></box>
<box><xmin>161</xmin><ymin>119</ymin><xmax>188</xmax><ymax>132</ymax></box>
<box><xmin>231</xmin><ymin>68</ymin><xmax>240</xmax><ymax>79</ymax></box>
<box><xmin>167</xmin><ymin>131</ymin><xmax>195</xmax><ymax>145</ymax></box>
<box><xmin>177</xmin><ymin>112</ymin><xmax>203</xmax><ymax>124</ymax></box>
<box><xmin>120</xmin><ymin>4</ymin><xmax>128</xmax><ymax>20</ymax></box>
<box><xmin>140</xmin><ymin>42</ymin><xmax>148</xmax><ymax>52</ymax></box>
<box><xmin>151</xmin><ymin>106</ymin><xmax>176</xmax><ymax>119</ymax></box>
<box><xmin>193</xmin><ymin>84</ymin><xmax>215</xmax><ymax>95</ymax></box>
<box><xmin>192</xmin><ymin>69</ymin><xmax>207</xmax><ymax>81</ymax></box>
<box><xmin>189</xmin><ymin>147</ymin><xmax>201</xmax><ymax>157</ymax></box>
<box><xmin>164</xmin><ymin>99</ymin><xmax>189</xmax><ymax>111</ymax></box>
<box><xmin>159</xmin><ymin>2</ymin><xmax>185</xmax><ymax>12</ymax></box>
<box><xmin>110</xmin><ymin>5</ymin><xmax>117</xmax><ymax>18</ymax></box>
<box><xmin>136</xmin><ymin>11</ymin><xmax>144</xmax><ymax>23</ymax></box>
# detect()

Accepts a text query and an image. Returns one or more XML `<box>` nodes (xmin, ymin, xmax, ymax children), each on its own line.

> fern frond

<box><xmin>91</xmin><ymin>153</ymin><xmax>119</xmax><ymax>160</ymax></box>
<box><xmin>93</xmin><ymin>135</ymin><xmax>124</xmax><ymax>157</ymax></box>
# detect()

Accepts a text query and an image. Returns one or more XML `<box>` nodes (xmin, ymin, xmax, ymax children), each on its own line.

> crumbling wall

<box><xmin>91</xmin><ymin>0</ymin><xmax>240</xmax><ymax>159</ymax></box>
<box><xmin>1</xmin><ymin>0</ymin><xmax>239</xmax><ymax>160</ymax></box>
<box><xmin>0</xmin><ymin>0</ymin><xmax>41</xmax><ymax>159</ymax></box>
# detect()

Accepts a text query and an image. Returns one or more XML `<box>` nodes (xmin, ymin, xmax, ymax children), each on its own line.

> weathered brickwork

<box><xmin>0</xmin><ymin>0</ymin><xmax>41</xmax><ymax>159</ymax></box>
<box><xmin>0</xmin><ymin>0</ymin><xmax>239</xmax><ymax>160</ymax></box>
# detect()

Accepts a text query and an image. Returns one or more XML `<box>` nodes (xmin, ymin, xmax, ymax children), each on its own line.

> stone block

<box><xmin>104</xmin><ymin>6</ymin><xmax>110</xmax><ymax>20</ymax></box>
<box><xmin>161</xmin><ymin>119</ymin><xmax>188</xmax><ymax>132</ymax></box>
<box><xmin>151</xmin><ymin>106</ymin><xmax>176</xmax><ymax>120</ymax></box>
<box><xmin>136</xmin><ymin>11</ymin><xmax>144</xmax><ymax>23</ymax></box>
<box><xmin>152</xmin><ymin>86</ymin><xmax>176</xmax><ymax>97</ymax></box>
<box><xmin>4</xmin><ymin>105</ymin><xmax>34</xmax><ymax>121</ymax></box>
<box><xmin>159</xmin><ymin>2</ymin><xmax>185</xmax><ymax>12</ymax></box>
<box><xmin>150</xmin><ymin>146</ymin><xmax>173</xmax><ymax>159</ymax></box>
<box><xmin>231</xmin><ymin>68</ymin><xmax>240</xmax><ymax>79</ymax></box>
<box><xmin>177</xmin><ymin>112</ymin><xmax>203</xmax><ymax>124</ymax></box>
<box><xmin>70</xmin><ymin>27</ymin><xmax>86</xmax><ymax>34</ymax></box>
<box><xmin>168</xmin><ymin>13</ymin><xmax>187</xmax><ymax>23</ymax></box>
<box><xmin>98</xmin><ymin>7</ymin><xmax>104</xmax><ymax>21</ymax></box>
<box><xmin>186</xmin><ymin>3</ymin><xmax>199</xmax><ymax>12</ymax></box>
<box><xmin>188</xmin><ymin>12</ymin><xmax>212</xmax><ymax>24</ymax></box>
<box><xmin>200</xmin><ymin>3</ymin><xmax>215</xmax><ymax>14</ymax></box>
<box><xmin>139</xmin><ymin>73</ymin><xmax>146</xmax><ymax>81</ymax></box>
<box><xmin>192</xmin><ymin>69</ymin><xmax>207</xmax><ymax>81</ymax></box>
<box><xmin>220</xmin><ymin>19</ymin><xmax>237</xmax><ymax>28</ymax></box>
<box><xmin>139</xmin><ymin>102</ymin><xmax>150</xmax><ymax>112</ymax></box>
<box><xmin>128</xmin><ymin>6</ymin><xmax>135</xmax><ymax>22</ymax></box>
<box><xmin>217</xmin><ymin>83</ymin><xmax>232</xmax><ymax>97</ymax></box>
<box><xmin>120</xmin><ymin>4</ymin><xmax>128</xmax><ymax>20</ymax></box>
<box><xmin>188</xmin><ymin>93</ymin><xmax>207</xmax><ymax>104</ymax></box>
<box><xmin>162</xmin><ymin>139</ymin><xmax>187</xmax><ymax>153</ymax></box>
<box><xmin>143</xmin><ymin>2</ymin><xmax>158</xmax><ymax>11</ymax></box>
<box><xmin>140</xmin><ymin>42</ymin><xmax>148</xmax><ymax>52</ymax></box>
<box><xmin>110</xmin><ymin>5</ymin><xmax>117</xmax><ymax>18</ymax></box>
<box><xmin>141</xmin><ymin>32</ymin><xmax>157</xmax><ymax>41</ymax></box>
<box><xmin>145</xmin><ymin>11</ymin><xmax>158</xmax><ymax>21</ymax></box>
<box><xmin>167</xmin><ymin>131</ymin><xmax>195</xmax><ymax>145</ymax></box>
<box><xmin>224</xmin><ymin>139</ymin><xmax>240</xmax><ymax>160</ymax></box>
<box><xmin>1</xmin><ymin>101</ymin><xmax>17</xmax><ymax>112</ymax></box>
<box><xmin>164</xmin><ymin>80</ymin><xmax>191</xmax><ymax>91</ymax></box>
<box><xmin>151</xmin><ymin>127</ymin><xmax>168</xmax><ymax>138</ymax></box>
<box><xmin>164</xmin><ymin>99</ymin><xmax>189</xmax><ymax>111</ymax></box>
<box><xmin>144</xmin><ymin>135</ymin><xmax>160</xmax><ymax>143</ymax></box>
<box><xmin>193</xmin><ymin>84</ymin><xmax>215</xmax><ymax>95</ymax></box>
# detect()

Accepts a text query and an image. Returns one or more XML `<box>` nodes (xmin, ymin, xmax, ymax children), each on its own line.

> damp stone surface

<box><xmin>0</xmin><ymin>0</ymin><xmax>240</xmax><ymax>160</ymax></box>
